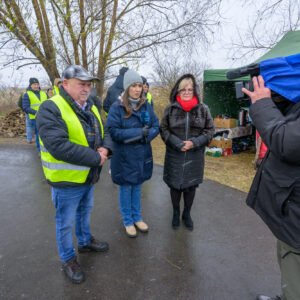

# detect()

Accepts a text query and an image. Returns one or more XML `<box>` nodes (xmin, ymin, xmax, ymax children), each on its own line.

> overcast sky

<box><xmin>0</xmin><ymin>1</ymin><xmax>261</xmax><ymax>88</ymax></box>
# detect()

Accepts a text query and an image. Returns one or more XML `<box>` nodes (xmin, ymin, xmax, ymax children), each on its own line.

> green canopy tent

<box><xmin>203</xmin><ymin>30</ymin><xmax>300</xmax><ymax>118</ymax></box>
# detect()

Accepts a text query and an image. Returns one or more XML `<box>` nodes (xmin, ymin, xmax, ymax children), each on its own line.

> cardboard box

<box><xmin>209</xmin><ymin>138</ymin><xmax>232</xmax><ymax>149</ymax></box>
<box><xmin>214</xmin><ymin>118</ymin><xmax>237</xmax><ymax>128</ymax></box>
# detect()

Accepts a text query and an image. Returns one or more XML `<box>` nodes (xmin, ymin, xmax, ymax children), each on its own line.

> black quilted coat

<box><xmin>160</xmin><ymin>74</ymin><xmax>214</xmax><ymax>190</ymax></box>
<box><xmin>247</xmin><ymin>98</ymin><xmax>300</xmax><ymax>250</ymax></box>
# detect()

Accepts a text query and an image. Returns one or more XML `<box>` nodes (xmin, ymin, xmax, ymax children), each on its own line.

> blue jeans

<box><xmin>119</xmin><ymin>184</ymin><xmax>142</xmax><ymax>226</ymax></box>
<box><xmin>51</xmin><ymin>185</ymin><xmax>94</xmax><ymax>262</ymax></box>
<box><xmin>25</xmin><ymin>114</ymin><xmax>33</xmax><ymax>142</ymax></box>
<box><xmin>26</xmin><ymin>117</ymin><xmax>40</xmax><ymax>151</ymax></box>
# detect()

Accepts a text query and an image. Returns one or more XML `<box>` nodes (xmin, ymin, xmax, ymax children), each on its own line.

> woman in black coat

<box><xmin>160</xmin><ymin>74</ymin><xmax>214</xmax><ymax>230</ymax></box>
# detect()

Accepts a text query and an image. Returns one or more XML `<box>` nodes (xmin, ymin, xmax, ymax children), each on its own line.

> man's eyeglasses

<box><xmin>179</xmin><ymin>88</ymin><xmax>193</xmax><ymax>94</ymax></box>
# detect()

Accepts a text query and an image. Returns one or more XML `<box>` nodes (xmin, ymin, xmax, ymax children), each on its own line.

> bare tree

<box><xmin>151</xmin><ymin>49</ymin><xmax>209</xmax><ymax>91</ymax></box>
<box><xmin>0</xmin><ymin>0</ymin><xmax>222</xmax><ymax>96</ymax></box>
<box><xmin>228</xmin><ymin>0</ymin><xmax>300</xmax><ymax>61</ymax></box>
<box><xmin>151</xmin><ymin>47</ymin><xmax>209</xmax><ymax>100</ymax></box>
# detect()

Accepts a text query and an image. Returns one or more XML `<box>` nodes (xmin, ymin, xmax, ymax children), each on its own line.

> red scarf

<box><xmin>176</xmin><ymin>95</ymin><xmax>198</xmax><ymax>112</ymax></box>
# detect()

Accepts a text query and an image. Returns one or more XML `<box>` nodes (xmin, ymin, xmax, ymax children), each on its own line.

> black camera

<box><xmin>226</xmin><ymin>63</ymin><xmax>260</xmax><ymax>100</ymax></box>
<box><xmin>234</xmin><ymin>81</ymin><xmax>253</xmax><ymax>99</ymax></box>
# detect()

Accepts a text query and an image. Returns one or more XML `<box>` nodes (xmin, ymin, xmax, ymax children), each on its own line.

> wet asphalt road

<box><xmin>0</xmin><ymin>144</ymin><xmax>280</xmax><ymax>300</ymax></box>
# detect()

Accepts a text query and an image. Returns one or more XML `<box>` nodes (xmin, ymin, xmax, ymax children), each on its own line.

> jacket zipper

<box><xmin>182</xmin><ymin>112</ymin><xmax>189</xmax><ymax>185</ymax></box>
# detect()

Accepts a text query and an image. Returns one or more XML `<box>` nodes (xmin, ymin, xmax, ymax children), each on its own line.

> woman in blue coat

<box><xmin>106</xmin><ymin>69</ymin><xmax>159</xmax><ymax>238</ymax></box>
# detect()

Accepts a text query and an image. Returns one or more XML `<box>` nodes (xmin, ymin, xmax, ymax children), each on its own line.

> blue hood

<box><xmin>260</xmin><ymin>53</ymin><xmax>300</xmax><ymax>103</ymax></box>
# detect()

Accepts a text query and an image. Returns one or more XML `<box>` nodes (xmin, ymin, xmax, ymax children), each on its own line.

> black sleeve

<box><xmin>159</xmin><ymin>106</ymin><xmax>184</xmax><ymax>151</ymax></box>
<box><xmin>189</xmin><ymin>105</ymin><xmax>215</xmax><ymax>149</ymax></box>
<box><xmin>102</xmin><ymin>124</ymin><xmax>114</xmax><ymax>156</ymax></box>
<box><xmin>250</xmin><ymin>98</ymin><xmax>300</xmax><ymax>164</ymax></box>
<box><xmin>36</xmin><ymin>100</ymin><xmax>101</xmax><ymax>167</ymax></box>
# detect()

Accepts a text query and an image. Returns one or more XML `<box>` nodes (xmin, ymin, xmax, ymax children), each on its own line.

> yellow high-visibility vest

<box><xmin>146</xmin><ymin>92</ymin><xmax>152</xmax><ymax>104</ymax></box>
<box><xmin>40</xmin><ymin>95</ymin><xmax>104</xmax><ymax>184</ymax></box>
<box><xmin>27</xmin><ymin>91</ymin><xmax>47</xmax><ymax>119</ymax></box>
<box><xmin>53</xmin><ymin>85</ymin><xmax>60</xmax><ymax>95</ymax></box>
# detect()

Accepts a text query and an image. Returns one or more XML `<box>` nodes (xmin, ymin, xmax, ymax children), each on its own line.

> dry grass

<box><xmin>0</xmin><ymin>88</ymin><xmax>20</xmax><ymax>115</ymax></box>
<box><xmin>151</xmin><ymin>136</ymin><xmax>256</xmax><ymax>193</ymax></box>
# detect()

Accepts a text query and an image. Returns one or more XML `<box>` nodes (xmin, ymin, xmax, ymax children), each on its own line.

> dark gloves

<box><xmin>142</xmin><ymin>126</ymin><xmax>149</xmax><ymax>137</ymax></box>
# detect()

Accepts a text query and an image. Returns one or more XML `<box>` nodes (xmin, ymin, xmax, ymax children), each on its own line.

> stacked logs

<box><xmin>0</xmin><ymin>108</ymin><xmax>26</xmax><ymax>137</ymax></box>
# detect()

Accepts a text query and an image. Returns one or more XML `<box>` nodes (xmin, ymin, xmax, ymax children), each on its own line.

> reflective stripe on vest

<box><xmin>146</xmin><ymin>92</ymin><xmax>152</xmax><ymax>104</ymax></box>
<box><xmin>40</xmin><ymin>95</ymin><xmax>104</xmax><ymax>184</ymax></box>
<box><xmin>28</xmin><ymin>91</ymin><xmax>47</xmax><ymax>119</ymax></box>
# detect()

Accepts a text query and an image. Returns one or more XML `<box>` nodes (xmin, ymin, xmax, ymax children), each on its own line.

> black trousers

<box><xmin>170</xmin><ymin>186</ymin><xmax>196</xmax><ymax>211</ymax></box>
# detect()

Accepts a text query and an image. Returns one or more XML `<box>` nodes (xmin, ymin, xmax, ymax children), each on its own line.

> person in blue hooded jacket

<box><xmin>106</xmin><ymin>69</ymin><xmax>159</xmax><ymax>238</ymax></box>
<box><xmin>103</xmin><ymin>67</ymin><xmax>128</xmax><ymax>114</ymax></box>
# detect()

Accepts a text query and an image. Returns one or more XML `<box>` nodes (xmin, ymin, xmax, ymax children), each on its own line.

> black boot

<box><xmin>182</xmin><ymin>209</ymin><xmax>194</xmax><ymax>231</ymax></box>
<box><xmin>172</xmin><ymin>208</ymin><xmax>180</xmax><ymax>229</ymax></box>
<box><xmin>62</xmin><ymin>257</ymin><xmax>85</xmax><ymax>284</ymax></box>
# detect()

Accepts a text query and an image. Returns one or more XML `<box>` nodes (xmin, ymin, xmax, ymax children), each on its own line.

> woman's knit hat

<box><xmin>123</xmin><ymin>69</ymin><xmax>143</xmax><ymax>91</ymax></box>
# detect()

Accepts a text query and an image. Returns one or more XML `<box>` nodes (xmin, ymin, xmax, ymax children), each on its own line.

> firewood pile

<box><xmin>0</xmin><ymin>108</ymin><xmax>26</xmax><ymax>137</ymax></box>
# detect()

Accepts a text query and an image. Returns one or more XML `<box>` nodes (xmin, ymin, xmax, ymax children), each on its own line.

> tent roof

<box><xmin>256</xmin><ymin>30</ymin><xmax>300</xmax><ymax>62</ymax></box>
<box><xmin>204</xmin><ymin>30</ymin><xmax>300</xmax><ymax>82</ymax></box>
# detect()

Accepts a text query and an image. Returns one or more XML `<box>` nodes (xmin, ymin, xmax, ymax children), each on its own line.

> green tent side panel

<box><xmin>203</xmin><ymin>81</ymin><xmax>248</xmax><ymax>118</ymax></box>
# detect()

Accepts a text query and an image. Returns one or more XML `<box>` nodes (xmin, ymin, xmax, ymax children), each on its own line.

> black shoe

<box><xmin>172</xmin><ymin>208</ymin><xmax>180</xmax><ymax>229</ymax></box>
<box><xmin>256</xmin><ymin>295</ymin><xmax>281</xmax><ymax>300</ymax></box>
<box><xmin>182</xmin><ymin>209</ymin><xmax>194</xmax><ymax>231</ymax></box>
<box><xmin>78</xmin><ymin>236</ymin><xmax>109</xmax><ymax>253</ymax></box>
<box><xmin>62</xmin><ymin>257</ymin><xmax>85</xmax><ymax>284</ymax></box>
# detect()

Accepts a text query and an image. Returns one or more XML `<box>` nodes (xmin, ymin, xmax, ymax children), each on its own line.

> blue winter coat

<box><xmin>106</xmin><ymin>100</ymin><xmax>159</xmax><ymax>185</ymax></box>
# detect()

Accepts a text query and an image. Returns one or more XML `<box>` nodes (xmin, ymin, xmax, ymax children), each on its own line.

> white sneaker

<box><xmin>125</xmin><ymin>225</ymin><xmax>137</xmax><ymax>238</ymax></box>
<box><xmin>134</xmin><ymin>221</ymin><xmax>149</xmax><ymax>233</ymax></box>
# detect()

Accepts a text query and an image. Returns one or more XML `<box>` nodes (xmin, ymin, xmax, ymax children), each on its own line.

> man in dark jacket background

<box><xmin>243</xmin><ymin>71</ymin><xmax>300</xmax><ymax>300</ymax></box>
<box><xmin>37</xmin><ymin>65</ymin><xmax>113</xmax><ymax>284</ymax></box>
<box><xmin>103</xmin><ymin>66</ymin><xmax>128</xmax><ymax>114</ymax></box>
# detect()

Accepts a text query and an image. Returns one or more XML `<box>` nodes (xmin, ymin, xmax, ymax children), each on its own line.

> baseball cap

<box><xmin>62</xmin><ymin>65</ymin><xmax>99</xmax><ymax>81</ymax></box>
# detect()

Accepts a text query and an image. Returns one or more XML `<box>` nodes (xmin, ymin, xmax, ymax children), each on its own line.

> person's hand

<box><xmin>97</xmin><ymin>147</ymin><xmax>108</xmax><ymax>166</ymax></box>
<box><xmin>142</xmin><ymin>126</ymin><xmax>149</xmax><ymax>137</ymax></box>
<box><xmin>181</xmin><ymin>140</ymin><xmax>194</xmax><ymax>152</ymax></box>
<box><xmin>242</xmin><ymin>75</ymin><xmax>271</xmax><ymax>104</ymax></box>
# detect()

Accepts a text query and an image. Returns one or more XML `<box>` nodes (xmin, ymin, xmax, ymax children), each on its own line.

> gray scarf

<box><xmin>128</xmin><ymin>97</ymin><xmax>140</xmax><ymax>110</ymax></box>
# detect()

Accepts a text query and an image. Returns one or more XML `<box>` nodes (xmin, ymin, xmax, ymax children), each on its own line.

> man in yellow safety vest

<box><xmin>141</xmin><ymin>76</ymin><xmax>154</xmax><ymax>108</ymax></box>
<box><xmin>53</xmin><ymin>78</ymin><xmax>62</xmax><ymax>95</ymax></box>
<box><xmin>22</xmin><ymin>77</ymin><xmax>47</xmax><ymax>152</ymax></box>
<box><xmin>37</xmin><ymin>65</ymin><xmax>113</xmax><ymax>284</ymax></box>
